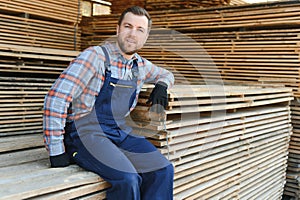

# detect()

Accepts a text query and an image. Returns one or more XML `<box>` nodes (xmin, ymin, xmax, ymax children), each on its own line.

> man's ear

<box><xmin>116</xmin><ymin>25</ymin><xmax>119</xmax><ymax>35</ymax></box>
<box><xmin>143</xmin><ymin>31</ymin><xmax>150</xmax><ymax>44</ymax></box>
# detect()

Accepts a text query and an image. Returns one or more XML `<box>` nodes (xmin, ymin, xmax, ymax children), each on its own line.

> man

<box><xmin>43</xmin><ymin>6</ymin><xmax>175</xmax><ymax>200</ymax></box>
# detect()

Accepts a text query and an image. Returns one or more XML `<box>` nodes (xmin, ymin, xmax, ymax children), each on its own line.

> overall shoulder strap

<box><xmin>100</xmin><ymin>45</ymin><xmax>111</xmax><ymax>71</ymax></box>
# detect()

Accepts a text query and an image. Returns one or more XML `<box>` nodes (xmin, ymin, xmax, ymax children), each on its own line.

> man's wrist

<box><xmin>156</xmin><ymin>81</ymin><xmax>168</xmax><ymax>88</ymax></box>
<box><xmin>50</xmin><ymin>152</ymin><xmax>70</xmax><ymax>168</ymax></box>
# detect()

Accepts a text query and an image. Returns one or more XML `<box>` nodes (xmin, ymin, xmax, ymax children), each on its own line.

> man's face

<box><xmin>117</xmin><ymin>12</ymin><xmax>149</xmax><ymax>57</ymax></box>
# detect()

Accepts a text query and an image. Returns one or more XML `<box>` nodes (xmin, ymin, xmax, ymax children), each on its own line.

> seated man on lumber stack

<box><xmin>43</xmin><ymin>6</ymin><xmax>175</xmax><ymax>200</ymax></box>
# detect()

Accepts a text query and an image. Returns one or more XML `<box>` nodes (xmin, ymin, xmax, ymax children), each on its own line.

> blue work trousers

<box><xmin>64</xmin><ymin>128</ymin><xmax>174</xmax><ymax>200</ymax></box>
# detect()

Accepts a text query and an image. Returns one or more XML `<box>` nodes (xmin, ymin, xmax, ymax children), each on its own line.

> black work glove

<box><xmin>146</xmin><ymin>81</ymin><xmax>168</xmax><ymax>113</ymax></box>
<box><xmin>50</xmin><ymin>152</ymin><xmax>70</xmax><ymax>168</ymax></box>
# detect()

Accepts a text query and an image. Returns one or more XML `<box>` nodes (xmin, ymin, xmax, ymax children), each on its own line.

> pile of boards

<box><xmin>0</xmin><ymin>0</ymin><xmax>298</xmax><ymax>199</ymax></box>
<box><xmin>0</xmin><ymin>0</ymin><xmax>81</xmax><ymax>50</ymax></box>
<box><xmin>81</xmin><ymin>0</ymin><xmax>300</xmax><ymax>96</ymax></box>
<box><xmin>129</xmin><ymin>84</ymin><xmax>293</xmax><ymax>199</ymax></box>
<box><xmin>0</xmin><ymin>1</ymin><xmax>104</xmax><ymax>196</ymax></box>
<box><xmin>0</xmin><ymin>44</ymin><xmax>112</xmax><ymax>199</ymax></box>
<box><xmin>286</xmin><ymin>100</ymin><xmax>300</xmax><ymax>198</ymax></box>
<box><xmin>106</xmin><ymin>0</ymin><xmax>231</xmax><ymax>14</ymax></box>
<box><xmin>0</xmin><ymin>44</ymin><xmax>78</xmax><ymax>139</ymax></box>
<box><xmin>145</xmin><ymin>0</ymin><xmax>230</xmax><ymax>11</ymax></box>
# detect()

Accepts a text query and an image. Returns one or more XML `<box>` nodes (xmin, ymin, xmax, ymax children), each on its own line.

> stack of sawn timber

<box><xmin>106</xmin><ymin>0</ymin><xmax>146</xmax><ymax>14</ymax></box>
<box><xmin>0</xmin><ymin>0</ymin><xmax>81</xmax><ymax>50</ymax></box>
<box><xmin>0</xmin><ymin>0</ymin><xmax>108</xmax><ymax>198</ymax></box>
<box><xmin>0</xmin><ymin>44</ymin><xmax>110</xmax><ymax>199</ymax></box>
<box><xmin>129</xmin><ymin>84</ymin><xmax>293</xmax><ymax>199</ymax></box>
<box><xmin>106</xmin><ymin>0</ymin><xmax>231</xmax><ymax>14</ymax></box>
<box><xmin>144</xmin><ymin>1</ymin><xmax>300</xmax><ymax>198</ymax></box>
<box><xmin>81</xmin><ymin>0</ymin><xmax>300</xmax><ymax>95</ymax></box>
<box><xmin>145</xmin><ymin>0</ymin><xmax>230</xmax><ymax>11</ymax></box>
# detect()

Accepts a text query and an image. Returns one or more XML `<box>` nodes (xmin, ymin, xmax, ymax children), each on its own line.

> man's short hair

<box><xmin>118</xmin><ymin>6</ymin><xmax>152</xmax><ymax>31</ymax></box>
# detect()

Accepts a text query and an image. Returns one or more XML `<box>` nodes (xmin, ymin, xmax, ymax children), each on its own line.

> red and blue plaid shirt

<box><xmin>43</xmin><ymin>42</ymin><xmax>174</xmax><ymax>156</ymax></box>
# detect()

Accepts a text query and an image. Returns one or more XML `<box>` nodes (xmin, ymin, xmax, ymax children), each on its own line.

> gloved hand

<box><xmin>50</xmin><ymin>152</ymin><xmax>70</xmax><ymax>168</ymax></box>
<box><xmin>146</xmin><ymin>81</ymin><xmax>168</xmax><ymax>113</ymax></box>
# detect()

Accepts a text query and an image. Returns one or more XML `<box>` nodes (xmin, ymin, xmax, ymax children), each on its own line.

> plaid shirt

<box><xmin>43</xmin><ymin>42</ymin><xmax>174</xmax><ymax>156</ymax></box>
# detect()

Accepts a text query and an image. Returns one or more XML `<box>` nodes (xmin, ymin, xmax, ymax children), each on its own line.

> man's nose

<box><xmin>128</xmin><ymin>28</ymin><xmax>138</xmax><ymax>36</ymax></box>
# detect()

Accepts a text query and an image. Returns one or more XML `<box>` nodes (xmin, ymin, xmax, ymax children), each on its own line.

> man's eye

<box><xmin>138</xmin><ymin>29</ymin><xmax>144</xmax><ymax>33</ymax></box>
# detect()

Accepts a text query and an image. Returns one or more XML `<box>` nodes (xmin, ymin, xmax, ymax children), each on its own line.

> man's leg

<box><xmin>119</xmin><ymin>135</ymin><xmax>174</xmax><ymax>200</ymax></box>
<box><xmin>64</xmin><ymin>131</ymin><xmax>142</xmax><ymax>200</ymax></box>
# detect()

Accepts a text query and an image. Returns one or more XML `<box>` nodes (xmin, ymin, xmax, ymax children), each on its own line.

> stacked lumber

<box><xmin>0</xmin><ymin>0</ymin><xmax>81</xmax><ymax>50</ymax></box>
<box><xmin>141</xmin><ymin>27</ymin><xmax>300</xmax><ymax>93</ymax></box>
<box><xmin>145</xmin><ymin>0</ymin><xmax>230</xmax><ymax>11</ymax></box>
<box><xmin>0</xmin><ymin>0</ymin><xmax>81</xmax><ymax>24</ymax></box>
<box><xmin>80</xmin><ymin>1</ymin><xmax>300</xmax><ymax>94</ymax></box>
<box><xmin>82</xmin><ymin>1</ymin><xmax>300</xmax><ymax>34</ymax></box>
<box><xmin>106</xmin><ymin>0</ymin><xmax>231</xmax><ymax>14</ymax></box>
<box><xmin>285</xmin><ymin>99</ymin><xmax>300</xmax><ymax>198</ymax></box>
<box><xmin>0</xmin><ymin>13</ymin><xmax>81</xmax><ymax>50</ymax></box>
<box><xmin>147</xmin><ymin>2</ymin><xmax>300</xmax><ymax>31</ymax></box>
<box><xmin>0</xmin><ymin>143</ymin><xmax>110</xmax><ymax>200</ymax></box>
<box><xmin>129</xmin><ymin>84</ymin><xmax>293</xmax><ymax>199</ymax></box>
<box><xmin>0</xmin><ymin>160</ymin><xmax>109</xmax><ymax>200</ymax></box>
<box><xmin>0</xmin><ymin>44</ymin><xmax>78</xmax><ymax>137</ymax></box>
<box><xmin>0</xmin><ymin>44</ymin><xmax>111</xmax><ymax>199</ymax></box>
<box><xmin>107</xmin><ymin>0</ymin><xmax>146</xmax><ymax>14</ymax></box>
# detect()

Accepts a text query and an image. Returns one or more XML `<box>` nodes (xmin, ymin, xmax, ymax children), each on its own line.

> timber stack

<box><xmin>0</xmin><ymin>0</ymin><xmax>83</xmax><ymax>141</ymax></box>
<box><xmin>0</xmin><ymin>0</ymin><xmax>81</xmax><ymax>50</ymax></box>
<box><xmin>129</xmin><ymin>84</ymin><xmax>293</xmax><ymax>199</ymax></box>
<box><xmin>0</xmin><ymin>0</ymin><xmax>299</xmax><ymax>199</ymax></box>
<box><xmin>0</xmin><ymin>1</ymin><xmax>106</xmax><ymax>198</ymax></box>
<box><xmin>106</xmin><ymin>0</ymin><xmax>231</xmax><ymax>14</ymax></box>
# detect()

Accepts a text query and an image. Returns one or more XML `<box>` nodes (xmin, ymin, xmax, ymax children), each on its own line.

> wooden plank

<box><xmin>0</xmin><ymin>167</ymin><xmax>102</xmax><ymax>200</ymax></box>
<box><xmin>0</xmin><ymin>134</ymin><xmax>43</xmax><ymax>153</ymax></box>
<box><xmin>0</xmin><ymin>148</ymin><xmax>48</xmax><ymax>168</ymax></box>
<box><xmin>29</xmin><ymin>182</ymin><xmax>109</xmax><ymax>200</ymax></box>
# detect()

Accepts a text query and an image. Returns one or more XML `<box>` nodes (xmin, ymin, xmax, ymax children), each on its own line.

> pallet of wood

<box><xmin>129</xmin><ymin>84</ymin><xmax>293</xmax><ymax>199</ymax></box>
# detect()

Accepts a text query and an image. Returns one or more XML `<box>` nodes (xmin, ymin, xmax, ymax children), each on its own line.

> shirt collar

<box><xmin>104</xmin><ymin>41</ymin><xmax>143</xmax><ymax>64</ymax></box>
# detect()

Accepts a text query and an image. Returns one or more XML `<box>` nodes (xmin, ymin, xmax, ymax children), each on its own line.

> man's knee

<box><xmin>164</xmin><ymin>163</ymin><xmax>174</xmax><ymax>179</ymax></box>
<box><xmin>123</xmin><ymin>172</ymin><xmax>142</xmax><ymax>187</ymax></box>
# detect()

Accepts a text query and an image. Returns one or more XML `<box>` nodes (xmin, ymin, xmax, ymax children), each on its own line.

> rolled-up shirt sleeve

<box><xmin>143</xmin><ymin>58</ymin><xmax>174</xmax><ymax>88</ymax></box>
<box><xmin>43</xmin><ymin>46</ymin><xmax>105</xmax><ymax>156</ymax></box>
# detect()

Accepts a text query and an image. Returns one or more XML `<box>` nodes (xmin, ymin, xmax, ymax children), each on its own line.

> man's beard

<box><xmin>118</xmin><ymin>37</ymin><xmax>138</xmax><ymax>55</ymax></box>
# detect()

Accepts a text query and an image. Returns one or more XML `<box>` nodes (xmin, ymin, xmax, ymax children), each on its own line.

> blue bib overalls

<box><xmin>64</xmin><ymin>47</ymin><xmax>174</xmax><ymax>200</ymax></box>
